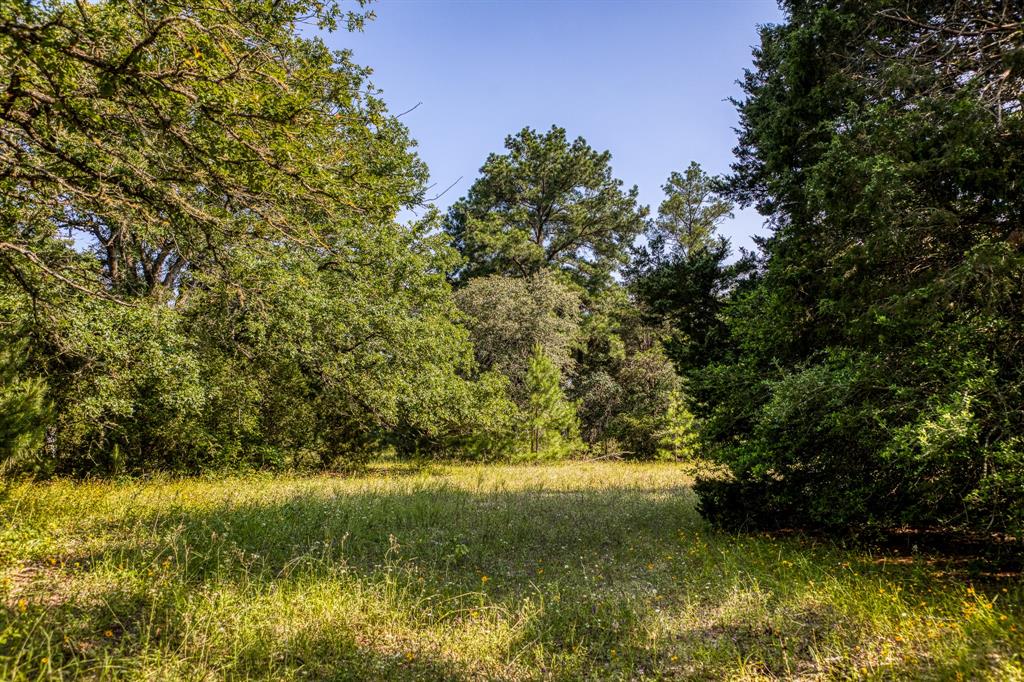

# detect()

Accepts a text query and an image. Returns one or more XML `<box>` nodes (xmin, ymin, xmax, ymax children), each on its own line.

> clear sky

<box><xmin>330</xmin><ymin>0</ymin><xmax>785</xmax><ymax>252</ymax></box>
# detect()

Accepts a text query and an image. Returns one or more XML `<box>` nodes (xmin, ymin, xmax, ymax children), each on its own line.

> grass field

<box><xmin>1</xmin><ymin>462</ymin><xmax>1021</xmax><ymax>680</ymax></box>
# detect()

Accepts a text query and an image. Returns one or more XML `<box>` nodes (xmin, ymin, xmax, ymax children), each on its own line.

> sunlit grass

<box><xmin>1</xmin><ymin>462</ymin><xmax>1021</xmax><ymax>680</ymax></box>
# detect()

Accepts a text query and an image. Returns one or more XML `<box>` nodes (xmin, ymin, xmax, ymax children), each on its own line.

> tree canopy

<box><xmin>650</xmin><ymin>162</ymin><xmax>732</xmax><ymax>259</ymax></box>
<box><xmin>0</xmin><ymin>0</ymin><xmax>508</xmax><ymax>473</ymax></box>
<box><xmin>454</xmin><ymin>272</ymin><xmax>580</xmax><ymax>403</ymax></box>
<box><xmin>1</xmin><ymin>0</ymin><xmax>424</xmax><ymax>301</ymax></box>
<box><xmin>693</xmin><ymin>0</ymin><xmax>1024</xmax><ymax>536</ymax></box>
<box><xmin>444</xmin><ymin>125</ymin><xmax>648</xmax><ymax>293</ymax></box>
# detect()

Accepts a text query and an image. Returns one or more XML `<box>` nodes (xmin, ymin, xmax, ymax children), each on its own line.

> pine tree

<box><xmin>1</xmin><ymin>342</ymin><xmax>49</xmax><ymax>474</ymax></box>
<box><xmin>658</xmin><ymin>390</ymin><xmax>699</xmax><ymax>461</ymax></box>
<box><xmin>444</xmin><ymin>126</ymin><xmax>648</xmax><ymax>293</ymax></box>
<box><xmin>523</xmin><ymin>344</ymin><xmax>580</xmax><ymax>459</ymax></box>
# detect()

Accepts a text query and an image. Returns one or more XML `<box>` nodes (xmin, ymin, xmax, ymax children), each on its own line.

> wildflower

<box><xmin>480</xmin><ymin>575</ymin><xmax>489</xmax><ymax>584</ymax></box>
<box><xmin>40</xmin><ymin>657</ymin><xmax>48</xmax><ymax>665</ymax></box>
<box><xmin>104</xmin><ymin>630</ymin><xmax>113</xmax><ymax>638</ymax></box>
<box><xmin>17</xmin><ymin>598</ymin><xmax>27</xmax><ymax>612</ymax></box>
<box><xmin>670</xmin><ymin>655</ymin><xmax>678</xmax><ymax>662</ymax></box>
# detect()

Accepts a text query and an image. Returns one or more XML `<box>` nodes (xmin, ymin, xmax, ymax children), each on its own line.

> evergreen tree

<box><xmin>658</xmin><ymin>390</ymin><xmax>699</xmax><ymax>461</ymax></box>
<box><xmin>653</xmin><ymin>162</ymin><xmax>733</xmax><ymax>258</ymax></box>
<box><xmin>0</xmin><ymin>341</ymin><xmax>49</xmax><ymax>474</ymax></box>
<box><xmin>628</xmin><ymin>162</ymin><xmax>747</xmax><ymax>374</ymax></box>
<box><xmin>523</xmin><ymin>344</ymin><xmax>580</xmax><ymax>459</ymax></box>
<box><xmin>697</xmin><ymin>0</ymin><xmax>1024</xmax><ymax>535</ymax></box>
<box><xmin>444</xmin><ymin>126</ymin><xmax>648</xmax><ymax>293</ymax></box>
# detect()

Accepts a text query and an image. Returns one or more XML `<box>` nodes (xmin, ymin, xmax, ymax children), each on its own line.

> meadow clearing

<box><xmin>1</xmin><ymin>462</ymin><xmax>1021</xmax><ymax>680</ymax></box>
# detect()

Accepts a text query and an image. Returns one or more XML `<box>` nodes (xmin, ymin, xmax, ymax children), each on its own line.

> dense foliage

<box><xmin>0</xmin><ymin>0</ymin><xmax>509</xmax><ymax>473</ymax></box>
<box><xmin>447</xmin><ymin>129</ymin><xmax>694</xmax><ymax>460</ymax></box>
<box><xmin>4</xmin><ymin>0</ymin><xmax>1019</xmax><ymax>544</ymax></box>
<box><xmin>455</xmin><ymin>273</ymin><xmax>580</xmax><ymax>403</ymax></box>
<box><xmin>691</xmin><ymin>0</ymin><xmax>1024</xmax><ymax>536</ymax></box>
<box><xmin>628</xmin><ymin>163</ymin><xmax>752</xmax><ymax>374</ymax></box>
<box><xmin>522</xmin><ymin>344</ymin><xmax>581</xmax><ymax>459</ymax></box>
<box><xmin>444</xmin><ymin>125</ymin><xmax>648</xmax><ymax>294</ymax></box>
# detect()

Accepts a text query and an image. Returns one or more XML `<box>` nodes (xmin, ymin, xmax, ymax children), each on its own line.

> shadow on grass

<box><xmin>7</xmin><ymin>478</ymin><xmax>1021</xmax><ymax>680</ymax></box>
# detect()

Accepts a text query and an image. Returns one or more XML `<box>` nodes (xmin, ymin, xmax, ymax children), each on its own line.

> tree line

<box><xmin>2</xmin><ymin>0</ymin><xmax>1021</xmax><ymax>538</ymax></box>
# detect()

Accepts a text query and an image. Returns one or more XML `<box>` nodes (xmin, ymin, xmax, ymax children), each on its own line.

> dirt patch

<box><xmin>2</xmin><ymin>561</ymin><xmax>73</xmax><ymax>609</ymax></box>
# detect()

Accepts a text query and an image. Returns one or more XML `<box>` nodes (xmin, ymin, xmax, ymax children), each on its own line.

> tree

<box><xmin>0</xmin><ymin>340</ymin><xmax>48</xmax><ymax>474</ymax></box>
<box><xmin>445</xmin><ymin>126</ymin><xmax>648</xmax><ymax>293</ymax></box>
<box><xmin>607</xmin><ymin>347</ymin><xmax>685</xmax><ymax>459</ymax></box>
<box><xmin>658</xmin><ymin>390</ymin><xmax>699</xmax><ymax>461</ymax></box>
<box><xmin>696</xmin><ymin>0</ymin><xmax>1024</xmax><ymax>535</ymax></box>
<box><xmin>630</xmin><ymin>240</ymin><xmax>746</xmax><ymax>373</ymax></box>
<box><xmin>454</xmin><ymin>272</ymin><xmax>580</xmax><ymax>403</ymax></box>
<box><xmin>569</xmin><ymin>285</ymin><xmax>689</xmax><ymax>459</ymax></box>
<box><xmin>629</xmin><ymin>163</ymin><xmax>747</xmax><ymax>373</ymax></box>
<box><xmin>0</xmin><ymin>0</ymin><xmax>510</xmax><ymax>473</ymax></box>
<box><xmin>0</xmin><ymin>0</ymin><xmax>423</xmax><ymax>301</ymax></box>
<box><xmin>652</xmin><ymin>162</ymin><xmax>733</xmax><ymax>258</ymax></box>
<box><xmin>523</xmin><ymin>344</ymin><xmax>580</xmax><ymax>459</ymax></box>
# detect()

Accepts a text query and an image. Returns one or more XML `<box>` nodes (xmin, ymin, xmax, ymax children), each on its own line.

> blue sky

<box><xmin>331</xmin><ymin>0</ymin><xmax>784</xmax><ymax>252</ymax></box>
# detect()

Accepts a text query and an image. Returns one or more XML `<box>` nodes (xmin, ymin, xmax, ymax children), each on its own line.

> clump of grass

<box><xmin>1</xmin><ymin>462</ymin><xmax>1021</xmax><ymax>679</ymax></box>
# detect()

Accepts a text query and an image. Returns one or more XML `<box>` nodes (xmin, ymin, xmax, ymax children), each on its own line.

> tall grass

<box><xmin>1</xmin><ymin>462</ymin><xmax>1021</xmax><ymax>680</ymax></box>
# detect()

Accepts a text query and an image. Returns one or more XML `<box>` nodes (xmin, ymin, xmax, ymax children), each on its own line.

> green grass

<box><xmin>1</xmin><ymin>462</ymin><xmax>1021</xmax><ymax>680</ymax></box>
